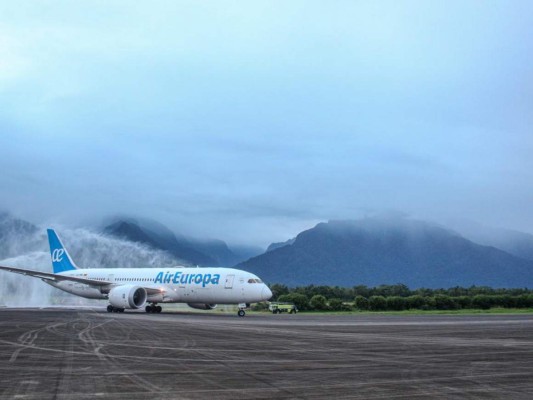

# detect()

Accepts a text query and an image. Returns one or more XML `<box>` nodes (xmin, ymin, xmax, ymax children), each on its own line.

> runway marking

<box><xmin>1</xmin><ymin>310</ymin><xmax>533</xmax><ymax>399</ymax></box>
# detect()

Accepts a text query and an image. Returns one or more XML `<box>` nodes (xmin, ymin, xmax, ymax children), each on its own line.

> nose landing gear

<box><xmin>237</xmin><ymin>303</ymin><xmax>250</xmax><ymax>317</ymax></box>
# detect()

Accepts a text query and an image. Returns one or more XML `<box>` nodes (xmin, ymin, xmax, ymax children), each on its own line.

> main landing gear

<box><xmin>107</xmin><ymin>305</ymin><xmax>124</xmax><ymax>313</ymax></box>
<box><xmin>145</xmin><ymin>304</ymin><xmax>162</xmax><ymax>313</ymax></box>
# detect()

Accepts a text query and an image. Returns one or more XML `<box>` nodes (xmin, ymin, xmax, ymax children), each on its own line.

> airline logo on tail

<box><xmin>47</xmin><ymin>229</ymin><xmax>78</xmax><ymax>273</ymax></box>
<box><xmin>51</xmin><ymin>249</ymin><xmax>65</xmax><ymax>262</ymax></box>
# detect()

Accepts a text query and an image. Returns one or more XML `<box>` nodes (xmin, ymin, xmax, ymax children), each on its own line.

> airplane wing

<box><xmin>0</xmin><ymin>264</ymin><xmax>110</xmax><ymax>286</ymax></box>
<box><xmin>0</xmin><ymin>265</ymin><xmax>164</xmax><ymax>295</ymax></box>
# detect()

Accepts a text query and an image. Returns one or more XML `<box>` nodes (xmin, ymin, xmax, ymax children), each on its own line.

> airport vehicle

<box><xmin>0</xmin><ymin>229</ymin><xmax>272</xmax><ymax>317</ymax></box>
<box><xmin>269</xmin><ymin>302</ymin><xmax>298</xmax><ymax>314</ymax></box>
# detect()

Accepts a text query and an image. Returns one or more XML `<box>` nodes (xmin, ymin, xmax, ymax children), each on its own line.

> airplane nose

<box><xmin>262</xmin><ymin>286</ymin><xmax>273</xmax><ymax>301</ymax></box>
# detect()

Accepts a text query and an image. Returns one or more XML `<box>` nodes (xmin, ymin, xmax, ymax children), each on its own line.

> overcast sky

<box><xmin>1</xmin><ymin>1</ymin><xmax>532</xmax><ymax>246</ymax></box>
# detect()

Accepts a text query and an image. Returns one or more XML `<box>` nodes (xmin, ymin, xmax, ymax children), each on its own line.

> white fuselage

<box><xmin>46</xmin><ymin>267</ymin><xmax>271</xmax><ymax>304</ymax></box>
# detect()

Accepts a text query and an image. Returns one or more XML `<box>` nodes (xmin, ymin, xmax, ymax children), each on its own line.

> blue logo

<box><xmin>154</xmin><ymin>271</ymin><xmax>221</xmax><ymax>287</ymax></box>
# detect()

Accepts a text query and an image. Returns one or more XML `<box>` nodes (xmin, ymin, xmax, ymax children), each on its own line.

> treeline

<box><xmin>264</xmin><ymin>283</ymin><xmax>533</xmax><ymax>312</ymax></box>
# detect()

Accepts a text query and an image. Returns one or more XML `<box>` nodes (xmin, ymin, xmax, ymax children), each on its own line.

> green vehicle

<box><xmin>269</xmin><ymin>302</ymin><xmax>298</xmax><ymax>314</ymax></box>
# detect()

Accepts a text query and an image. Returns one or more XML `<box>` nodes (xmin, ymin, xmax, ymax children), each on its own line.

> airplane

<box><xmin>0</xmin><ymin>229</ymin><xmax>272</xmax><ymax>317</ymax></box>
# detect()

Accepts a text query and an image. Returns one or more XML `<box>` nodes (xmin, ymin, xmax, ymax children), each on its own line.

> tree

<box><xmin>514</xmin><ymin>294</ymin><xmax>530</xmax><ymax>308</ymax></box>
<box><xmin>328</xmin><ymin>298</ymin><xmax>344</xmax><ymax>311</ymax></box>
<box><xmin>454</xmin><ymin>296</ymin><xmax>471</xmax><ymax>309</ymax></box>
<box><xmin>310</xmin><ymin>295</ymin><xmax>328</xmax><ymax>311</ymax></box>
<box><xmin>434</xmin><ymin>294</ymin><xmax>457</xmax><ymax>310</ymax></box>
<box><xmin>386</xmin><ymin>296</ymin><xmax>407</xmax><ymax>311</ymax></box>
<box><xmin>472</xmin><ymin>294</ymin><xmax>492</xmax><ymax>309</ymax></box>
<box><xmin>446</xmin><ymin>286</ymin><xmax>468</xmax><ymax>297</ymax></box>
<box><xmin>251</xmin><ymin>302</ymin><xmax>269</xmax><ymax>311</ymax></box>
<box><xmin>353</xmin><ymin>285</ymin><xmax>371</xmax><ymax>298</ymax></box>
<box><xmin>372</xmin><ymin>284</ymin><xmax>411</xmax><ymax>298</ymax></box>
<box><xmin>406</xmin><ymin>295</ymin><xmax>425</xmax><ymax>309</ymax></box>
<box><xmin>390</xmin><ymin>284</ymin><xmax>411</xmax><ymax>297</ymax></box>
<box><xmin>354</xmin><ymin>295</ymin><xmax>369</xmax><ymax>310</ymax></box>
<box><xmin>422</xmin><ymin>296</ymin><xmax>436</xmax><ymax>310</ymax></box>
<box><xmin>414</xmin><ymin>288</ymin><xmax>433</xmax><ymax>297</ymax></box>
<box><xmin>278</xmin><ymin>293</ymin><xmax>309</xmax><ymax>311</ymax></box>
<box><xmin>368</xmin><ymin>296</ymin><xmax>387</xmax><ymax>311</ymax></box>
<box><xmin>270</xmin><ymin>284</ymin><xmax>289</xmax><ymax>300</ymax></box>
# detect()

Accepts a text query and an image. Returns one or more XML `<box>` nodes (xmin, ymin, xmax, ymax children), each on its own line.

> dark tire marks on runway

<box><xmin>0</xmin><ymin>309</ymin><xmax>532</xmax><ymax>399</ymax></box>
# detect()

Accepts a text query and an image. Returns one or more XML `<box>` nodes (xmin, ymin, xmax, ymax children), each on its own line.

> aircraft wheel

<box><xmin>118</xmin><ymin>308</ymin><xmax>125</xmax><ymax>313</ymax></box>
<box><xmin>107</xmin><ymin>305</ymin><xmax>113</xmax><ymax>313</ymax></box>
<box><xmin>156</xmin><ymin>306</ymin><xmax>162</xmax><ymax>313</ymax></box>
<box><xmin>238</xmin><ymin>309</ymin><xmax>246</xmax><ymax>317</ymax></box>
<box><xmin>145</xmin><ymin>305</ymin><xmax>152</xmax><ymax>313</ymax></box>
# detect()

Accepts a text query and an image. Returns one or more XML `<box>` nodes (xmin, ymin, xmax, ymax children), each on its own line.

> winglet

<box><xmin>47</xmin><ymin>229</ymin><xmax>78</xmax><ymax>273</ymax></box>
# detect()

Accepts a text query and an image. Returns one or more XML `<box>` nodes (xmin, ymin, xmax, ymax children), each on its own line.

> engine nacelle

<box><xmin>109</xmin><ymin>285</ymin><xmax>147</xmax><ymax>309</ymax></box>
<box><xmin>187</xmin><ymin>303</ymin><xmax>217</xmax><ymax>310</ymax></box>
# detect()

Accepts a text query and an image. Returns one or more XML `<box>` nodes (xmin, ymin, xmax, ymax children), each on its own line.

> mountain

<box><xmin>102</xmin><ymin>218</ymin><xmax>258</xmax><ymax>267</ymax></box>
<box><xmin>104</xmin><ymin>220</ymin><xmax>216</xmax><ymax>266</ymax></box>
<box><xmin>237</xmin><ymin>217</ymin><xmax>533</xmax><ymax>288</ymax></box>
<box><xmin>189</xmin><ymin>238</ymin><xmax>245</xmax><ymax>267</ymax></box>
<box><xmin>4</xmin><ymin>211</ymin><xmax>532</xmax><ymax>288</ymax></box>
<box><xmin>447</xmin><ymin>219</ymin><xmax>533</xmax><ymax>261</ymax></box>
<box><xmin>230</xmin><ymin>244</ymin><xmax>265</xmax><ymax>261</ymax></box>
<box><xmin>0</xmin><ymin>212</ymin><xmax>40</xmax><ymax>259</ymax></box>
<box><xmin>267</xmin><ymin>238</ymin><xmax>296</xmax><ymax>252</ymax></box>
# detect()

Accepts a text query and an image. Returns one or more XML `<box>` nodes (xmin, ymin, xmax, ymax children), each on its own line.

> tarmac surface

<box><xmin>0</xmin><ymin>309</ymin><xmax>532</xmax><ymax>399</ymax></box>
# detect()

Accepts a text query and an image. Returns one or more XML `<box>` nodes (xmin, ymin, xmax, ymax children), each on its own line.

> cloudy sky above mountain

<box><xmin>1</xmin><ymin>1</ymin><xmax>532</xmax><ymax>246</ymax></box>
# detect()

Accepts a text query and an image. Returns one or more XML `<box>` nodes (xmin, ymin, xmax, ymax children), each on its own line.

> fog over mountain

<box><xmin>239</xmin><ymin>217</ymin><xmax>533</xmax><ymax>288</ymax></box>
<box><xmin>2</xmin><ymin>212</ymin><xmax>533</xmax><ymax>302</ymax></box>
<box><xmin>267</xmin><ymin>238</ymin><xmax>296</xmax><ymax>253</ymax></box>
<box><xmin>446</xmin><ymin>219</ymin><xmax>533</xmax><ymax>262</ymax></box>
<box><xmin>102</xmin><ymin>217</ymin><xmax>263</xmax><ymax>267</ymax></box>
<box><xmin>2</xmin><ymin>2</ymin><xmax>533</xmax><ymax>249</ymax></box>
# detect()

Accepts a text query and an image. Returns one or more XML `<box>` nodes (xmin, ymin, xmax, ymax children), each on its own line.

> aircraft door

<box><xmin>225</xmin><ymin>274</ymin><xmax>235</xmax><ymax>289</ymax></box>
<box><xmin>108</xmin><ymin>274</ymin><xmax>115</xmax><ymax>283</ymax></box>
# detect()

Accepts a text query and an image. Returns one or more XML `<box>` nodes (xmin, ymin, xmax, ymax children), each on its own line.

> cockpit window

<box><xmin>255</xmin><ymin>279</ymin><xmax>263</xmax><ymax>283</ymax></box>
<box><xmin>248</xmin><ymin>278</ymin><xmax>256</xmax><ymax>284</ymax></box>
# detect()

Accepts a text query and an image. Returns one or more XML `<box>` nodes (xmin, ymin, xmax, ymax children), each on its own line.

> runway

<box><xmin>0</xmin><ymin>309</ymin><xmax>532</xmax><ymax>399</ymax></box>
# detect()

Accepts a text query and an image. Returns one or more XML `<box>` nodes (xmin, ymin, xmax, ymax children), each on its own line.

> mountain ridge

<box><xmin>239</xmin><ymin>217</ymin><xmax>533</xmax><ymax>288</ymax></box>
<box><xmin>1</xmin><ymin>212</ymin><xmax>533</xmax><ymax>288</ymax></box>
<box><xmin>102</xmin><ymin>219</ymin><xmax>260</xmax><ymax>267</ymax></box>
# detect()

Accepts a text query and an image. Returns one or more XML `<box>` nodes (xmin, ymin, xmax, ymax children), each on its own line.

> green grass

<box><xmin>255</xmin><ymin>308</ymin><xmax>533</xmax><ymax>316</ymax></box>
<box><xmin>352</xmin><ymin>308</ymin><xmax>533</xmax><ymax>315</ymax></box>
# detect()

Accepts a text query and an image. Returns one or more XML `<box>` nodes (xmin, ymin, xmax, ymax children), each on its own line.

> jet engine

<box><xmin>109</xmin><ymin>285</ymin><xmax>147</xmax><ymax>309</ymax></box>
<box><xmin>187</xmin><ymin>303</ymin><xmax>217</xmax><ymax>310</ymax></box>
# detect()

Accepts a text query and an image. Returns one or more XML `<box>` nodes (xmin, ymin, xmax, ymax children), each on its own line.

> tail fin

<box><xmin>47</xmin><ymin>229</ymin><xmax>78</xmax><ymax>273</ymax></box>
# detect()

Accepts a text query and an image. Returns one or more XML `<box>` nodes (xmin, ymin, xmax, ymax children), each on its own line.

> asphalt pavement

<box><xmin>0</xmin><ymin>308</ymin><xmax>532</xmax><ymax>399</ymax></box>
